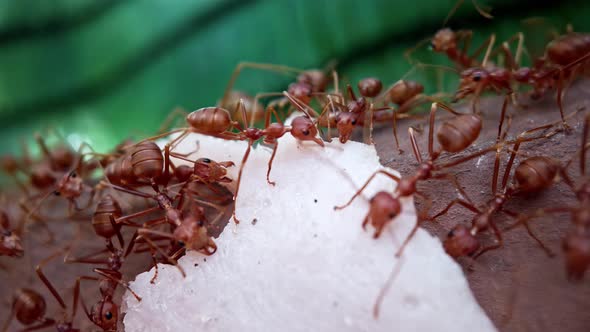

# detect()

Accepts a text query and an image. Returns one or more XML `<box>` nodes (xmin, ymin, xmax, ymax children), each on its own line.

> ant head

<box><xmin>1</xmin><ymin>230</ymin><xmax>24</xmax><ymax>257</ymax></box>
<box><xmin>357</xmin><ymin>77</ymin><xmax>383</xmax><ymax>98</ymax></box>
<box><xmin>290</xmin><ymin>116</ymin><xmax>324</xmax><ymax>147</ymax></box>
<box><xmin>431</xmin><ymin>28</ymin><xmax>456</xmax><ymax>52</ymax></box>
<box><xmin>562</xmin><ymin>232</ymin><xmax>590</xmax><ymax>281</ymax></box>
<box><xmin>55</xmin><ymin>171</ymin><xmax>83</xmax><ymax>199</ymax></box>
<box><xmin>335</xmin><ymin>112</ymin><xmax>360</xmax><ymax>143</ymax></box>
<box><xmin>454</xmin><ymin>68</ymin><xmax>489</xmax><ymax>100</ymax></box>
<box><xmin>297</xmin><ymin>70</ymin><xmax>329</xmax><ymax>93</ymax></box>
<box><xmin>91</xmin><ymin>299</ymin><xmax>118</xmax><ymax>331</ymax></box>
<box><xmin>443</xmin><ymin>225</ymin><xmax>479</xmax><ymax>258</ymax></box>
<box><xmin>369</xmin><ymin>191</ymin><xmax>402</xmax><ymax>221</ymax></box>
<box><xmin>193</xmin><ymin>158</ymin><xmax>230</xmax><ymax>182</ymax></box>
<box><xmin>288</xmin><ymin>82</ymin><xmax>313</xmax><ymax>105</ymax></box>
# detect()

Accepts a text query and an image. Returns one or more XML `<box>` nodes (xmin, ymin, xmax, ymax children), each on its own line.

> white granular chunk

<box><xmin>123</xmin><ymin>117</ymin><xmax>496</xmax><ymax>332</ymax></box>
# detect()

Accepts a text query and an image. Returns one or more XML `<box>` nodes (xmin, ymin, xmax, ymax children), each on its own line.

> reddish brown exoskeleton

<box><xmin>334</xmin><ymin>100</ymin><xmax>487</xmax><ymax>247</ymax></box>
<box><xmin>435</xmin><ymin>108</ymin><xmax>564</xmax><ymax>260</ymax></box>
<box><xmin>507</xmin><ymin>113</ymin><xmax>590</xmax><ymax>280</ymax></box>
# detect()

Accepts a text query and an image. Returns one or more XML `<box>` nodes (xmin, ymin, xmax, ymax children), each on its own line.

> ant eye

<box><xmin>388</xmin><ymin>213</ymin><xmax>396</xmax><ymax>219</ymax></box>
<box><xmin>71</xmin><ymin>172</ymin><xmax>77</xmax><ymax>178</ymax></box>
<box><xmin>473</xmin><ymin>74</ymin><xmax>481</xmax><ymax>82</ymax></box>
<box><xmin>202</xmin><ymin>158</ymin><xmax>211</xmax><ymax>163</ymax></box>
<box><xmin>351</xmin><ymin>120</ymin><xmax>357</xmax><ymax>125</ymax></box>
<box><xmin>448</xmin><ymin>229</ymin><xmax>455</xmax><ymax>237</ymax></box>
<box><xmin>178</xmin><ymin>241</ymin><xmax>185</xmax><ymax>247</ymax></box>
<box><xmin>53</xmin><ymin>191</ymin><xmax>61</xmax><ymax>196</ymax></box>
<box><xmin>301</xmin><ymin>129</ymin><xmax>310</xmax><ymax>136</ymax></box>
<box><xmin>104</xmin><ymin>311</ymin><xmax>113</xmax><ymax>320</ymax></box>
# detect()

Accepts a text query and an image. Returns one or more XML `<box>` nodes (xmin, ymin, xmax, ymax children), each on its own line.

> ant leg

<box><xmin>392</xmin><ymin>110</ymin><xmax>403</xmax><ymax>154</ymax></box>
<box><xmin>432</xmin><ymin>172</ymin><xmax>474</xmax><ymax>204</ymax></box>
<box><xmin>232</xmin><ymin>141</ymin><xmax>253</xmax><ymax>224</ymax></box>
<box><xmin>474</xmin><ymin>221</ymin><xmax>503</xmax><ymax>259</ymax></box>
<box><xmin>334</xmin><ymin>170</ymin><xmax>400</xmax><ymax>210</ymax></box>
<box><xmin>266</xmin><ymin>142</ymin><xmax>279</xmax><ymax>186</ymax></box>
<box><xmin>137</xmin><ymin>229</ymin><xmax>186</xmax><ymax>278</ymax></box>
<box><xmin>20</xmin><ymin>318</ymin><xmax>56</xmax><ymax>332</ymax></box>
<box><xmin>556</xmin><ymin>70</ymin><xmax>571</xmax><ymax>131</ymax></box>
<box><xmin>64</xmin><ymin>248</ymin><xmax>110</xmax><ymax>265</ymax></box>
<box><xmin>158</xmin><ymin>107</ymin><xmax>188</xmax><ymax>133</ymax></box>
<box><xmin>501</xmin><ymin>209</ymin><xmax>554</xmax><ymax>257</ymax></box>
<box><xmin>581</xmin><ymin>113</ymin><xmax>590</xmax><ymax>175</ymax></box>
<box><xmin>221</xmin><ymin>62</ymin><xmax>302</xmax><ymax>108</ymax></box>
<box><xmin>481</xmin><ymin>34</ymin><xmax>496</xmax><ymax>68</ymax></box>
<box><xmin>94</xmin><ymin>268</ymin><xmax>142</xmax><ymax>301</ymax></box>
<box><xmin>373</xmin><ymin>255</ymin><xmax>404</xmax><ymax>319</ymax></box>
<box><xmin>408</xmin><ymin>127</ymin><xmax>423</xmax><ymax>163</ymax></box>
<box><xmin>395</xmin><ymin>191</ymin><xmax>432</xmax><ymax>257</ymax></box>
<box><xmin>36</xmin><ymin>250</ymin><xmax>67</xmax><ymax>309</ymax></box>
<box><xmin>429</xmin><ymin>198</ymin><xmax>480</xmax><ymax>220</ymax></box>
<box><xmin>114</xmin><ymin>206</ymin><xmax>160</xmax><ymax>225</ymax></box>
<box><xmin>74</xmin><ymin>275</ymin><xmax>100</xmax><ymax>321</ymax></box>
<box><xmin>101</xmin><ymin>182</ymin><xmax>153</xmax><ymax>199</ymax></box>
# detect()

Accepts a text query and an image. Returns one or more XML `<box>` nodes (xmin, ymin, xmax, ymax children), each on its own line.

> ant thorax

<box><xmin>55</xmin><ymin>172</ymin><xmax>83</xmax><ymax>198</ymax></box>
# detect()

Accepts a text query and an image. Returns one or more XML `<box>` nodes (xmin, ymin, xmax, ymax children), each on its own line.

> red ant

<box><xmin>433</xmin><ymin>110</ymin><xmax>563</xmax><ymax>260</ymax></box>
<box><xmin>455</xmin><ymin>39</ymin><xmax>590</xmax><ymax>127</ymax></box>
<box><xmin>219</xmin><ymin>62</ymin><xmax>331</xmax><ymax>112</ymax></box>
<box><xmin>0</xmin><ymin>202</ymin><xmax>24</xmax><ymax>257</ymax></box>
<box><xmin>507</xmin><ymin>113</ymin><xmax>590</xmax><ymax>279</ymax></box>
<box><xmin>137</xmin><ymin>95</ymin><xmax>324</xmax><ymax>223</ymax></box>
<box><xmin>99</xmin><ymin>155</ymin><xmax>230</xmax><ymax>277</ymax></box>
<box><xmin>1</xmin><ymin>287</ymin><xmax>80</xmax><ymax>332</ymax></box>
<box><xmin>56</xmin><ymin>232</ymin><xmax>141</xmax><ymax>331</ymax></box>
<box><xmin>3</xmin><ymin>245</ymin><xmax>100</xmax><ymax>331</ymax></box>
<box><xmin>333</xmin><ymin>100</ymin><xmax>486</xmax><ymax>244</ymax></box>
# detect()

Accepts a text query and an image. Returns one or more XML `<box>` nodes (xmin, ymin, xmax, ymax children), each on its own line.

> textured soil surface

<box><xmin>1</xmin><ymin>80</ymin><xmax>589</xmax><ymax>331</ymax></box>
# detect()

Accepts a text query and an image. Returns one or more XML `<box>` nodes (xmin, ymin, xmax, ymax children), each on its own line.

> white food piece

<box><xmin>123</xmin><ymin>116</ymin><xmax>496</xmax><ymax>332</ymax></box>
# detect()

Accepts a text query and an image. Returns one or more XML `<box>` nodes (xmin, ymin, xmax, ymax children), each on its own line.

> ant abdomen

<box><xmin>13</xmin><ymin>288</ymin><xmax>47</xmax><ymax>325</ymax></box>
<box><xmin>187</xmin><ymin>107</ymin><xmax>234</xmax><ymax>134</ymax></box>
<box><xmin>297</xmin><ymin>70</ymin><xmax>329</xmax><ymax>93</ymax></box>
<box><xmin>437</xmin><ymin>114</ymin><xmax>482</xmax><ymax>153</ymax></box>
<box><xmin>388</xmin><ymin>80</ymin><xmax>424</xmax><ymax>105</ymax></box>
<box><xmin>358</xmin><ymin>78</ymin><xmax>383</xmax><ymax>98</ymax></box>
<box><xmin>130</xmin><ymin>142</ymin><xmax>164</xmax><ymax>180</ymax></box>
<box><xmin>546</xmin><ymin>32</ymin><xmax>590</xmax><ymax>66</ymax></box>
<box><xmin>514</xmin><ymin>156</ymin><xmax>559</xmax><ymax>193</ymax></box>
<box><xmin>92</xmin><ymin>195</ymin><xmax>123</xmax><ymax>239</ymax></box>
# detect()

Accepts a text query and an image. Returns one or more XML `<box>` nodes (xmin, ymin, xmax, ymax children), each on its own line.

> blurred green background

<box><xmin>0</xmin><ymin>0</ymin><xmax>588</xmax><ymax>154</ymax></box>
